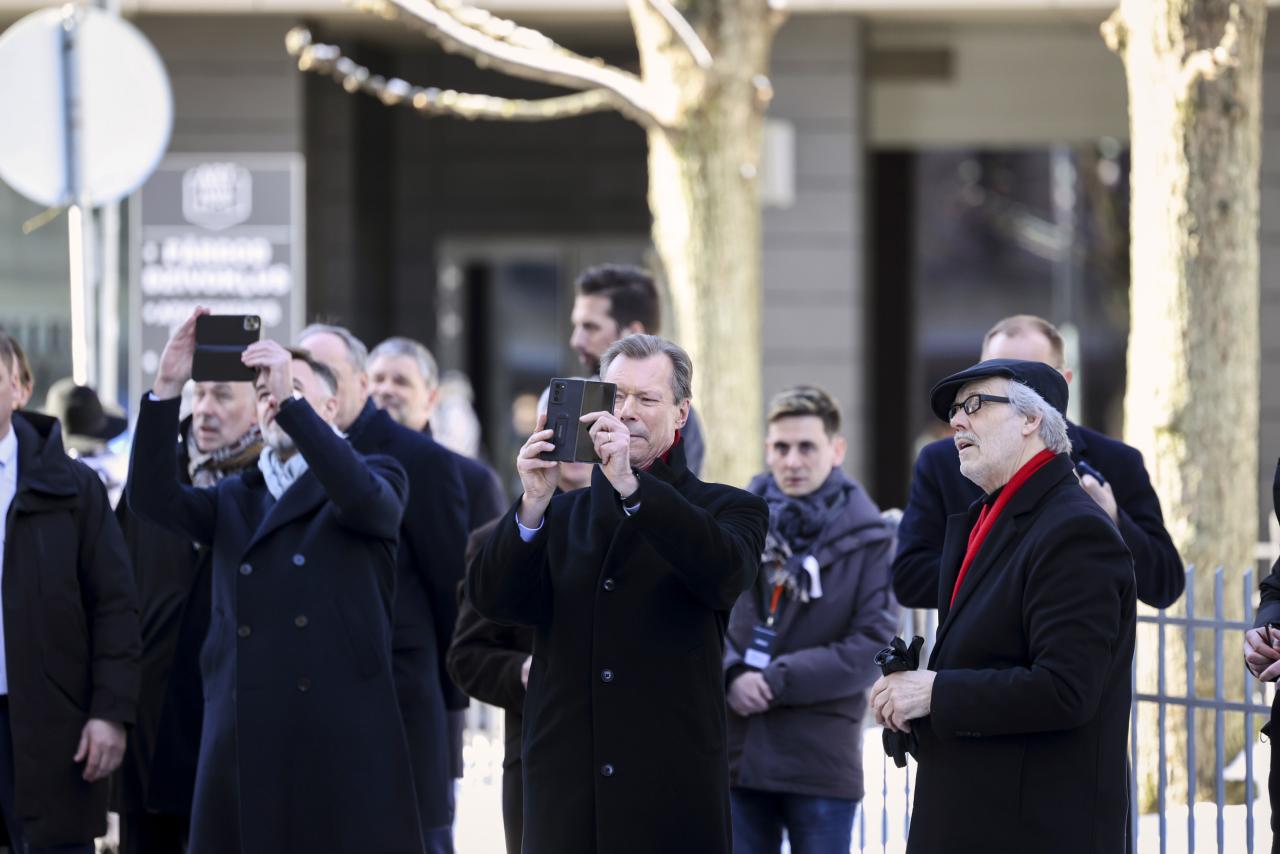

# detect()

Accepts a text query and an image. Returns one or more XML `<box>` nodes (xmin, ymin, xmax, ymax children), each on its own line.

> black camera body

<box><xmin>540</xmin><ymin>378</ymin><xmax>616</xmax><ymax>464</ymax></box>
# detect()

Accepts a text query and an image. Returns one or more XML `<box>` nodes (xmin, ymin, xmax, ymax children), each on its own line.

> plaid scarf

<box><xmin>187</xmin><ymin>424</ymin><xmax>264</xmax><ymax>488</ymax></box>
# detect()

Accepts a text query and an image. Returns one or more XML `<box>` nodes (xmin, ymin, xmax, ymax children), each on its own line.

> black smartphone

<box><xmin>192</xmin><ymin>315</ymin><xmax>262</xmax><ymax>382</ymax></box>
<box><xmin>1268</xmin><ymin>622</ymin><xmax>1280</xmax><ymax>647</ymax></box>
<box><xmin>1076</xmin><ymin>459</ymin><xmax>1106</xmax><ymax>486</ymax></box>
<box><xmin>540</xmin><ymin>378</ymin><xmax>617</xmax><ymax>464</ymax></box>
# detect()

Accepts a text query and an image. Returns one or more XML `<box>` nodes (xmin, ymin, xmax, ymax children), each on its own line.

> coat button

<box><xmin>239</xmin><ymin>563</ymin><xmax>252</xmax><ymax>576</ymax></box>
<box><xmin>600</xmin><ymin>763</ymin><xmax>615</xmax><ymax>777</ymax></box>
<box><xmin>297</xmin><ymin>677</ymin><xmax>311</xmax><ymax>693</ymax></box>
<box><xmin>292</xmin><ymin>554</ymin><xmax>306</xmax><ymax>567</ymax></box>
<box><xmin>294</xmin><ymin>615</ymin><xmax>308</xmax><ymax>628</ymax></box>
<box><xmin>602</xmin><ymin>578</ymin><xmax>616</xmax><ymax>592</ymax></box>
<box><xmin>237</xmin><ymin>625</ymin><xmax>251</xmax><ymax>639</ymax></box>
<box><xmin>600</xmin><ymin>669</ymin><xmax>614</xmax><ymax>683</ymax></box>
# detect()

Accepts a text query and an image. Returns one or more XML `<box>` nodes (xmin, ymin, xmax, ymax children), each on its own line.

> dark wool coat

<box><xmin>448</xmin><ymin>516</ymin><xmax>533</xmax><ymax>854</ymax></box>
<box><xmin>725</xmin><ymin>473</ymin><xmax>899</xmax><ymax>802</ymax></box>
<box><xmin>1252</xmin><ymin>460</ymin><xmax>1280</xmax><ymax>852</ymax></box>
<box><xmin>469</xmin><ymin>444</ymin><xmax>768</xmax><ymax>854</ymax></box>
<box><xmin>348</xmin><ymin>399</ymin><xmax>468</xmax><ymax>831</ymax></box>
<box><xmin>907</xmin><ymin>453</ymin><xmax>1135</xmax><ymax>854</ymax></box>
<box><xmin>112</xmin><ymin>416</ymin><xmax>257</xmax><ymax>821</ymax></box>
<box><xmin>128</xmin><ymin>394</ymin><xmax>424</xmax><ymax>854</ymax></box>
<box><xmin>4</xmin><ymin>411</ymin><xmax>140</xmax><ymax>846</ymax></box>
<box><xmin>894</xmin><ymin>422</ymin><xmax>1183</xmax><ymax>609</ymax></box>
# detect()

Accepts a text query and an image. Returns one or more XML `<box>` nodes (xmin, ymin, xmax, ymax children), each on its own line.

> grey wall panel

<box><xmin>763</xmin><ymin>14</ymin><xmax>866</xmax><ymax>483</ymax></box>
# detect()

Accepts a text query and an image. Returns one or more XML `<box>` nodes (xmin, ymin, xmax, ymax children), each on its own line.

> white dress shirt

<box><xmin>0</xmin><ymin>425</ymin><xmax>18</xmax><ymax>695</ymax></box>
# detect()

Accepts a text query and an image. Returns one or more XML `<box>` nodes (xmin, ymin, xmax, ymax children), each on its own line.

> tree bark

<box><xmin>630</xmin><ymin>0</ymin><xmax>779</xmax><ymax>487</ymax></box>
<box><xmin>1106</xmin><ymin>0</ymin><xmax>1265</xmax><ymax>810</ymax></box>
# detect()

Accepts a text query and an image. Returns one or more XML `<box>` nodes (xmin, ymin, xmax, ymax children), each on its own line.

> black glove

<box><xmin>875</xmin><ymin>635</ymin><xmax>924</xmax><ymax>768</ymax></box>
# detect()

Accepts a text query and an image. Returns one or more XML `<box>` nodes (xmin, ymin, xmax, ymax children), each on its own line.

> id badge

<box><xmin>743</xmin><ymin>624</ymin><xmax>778</xmax><ymax>669</ymax></box>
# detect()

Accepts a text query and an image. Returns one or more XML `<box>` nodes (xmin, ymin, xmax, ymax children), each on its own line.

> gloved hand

<box><xmin>875</xmin><ymin>635</ymin><xmax>924</xmax><ymax>768</ymax></box>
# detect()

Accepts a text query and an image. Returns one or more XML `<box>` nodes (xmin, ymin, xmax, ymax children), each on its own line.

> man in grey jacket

<box><xmin>724</xmin><ymin>385</ymin><xmax>899</xmax><ymax>854</ymax></box>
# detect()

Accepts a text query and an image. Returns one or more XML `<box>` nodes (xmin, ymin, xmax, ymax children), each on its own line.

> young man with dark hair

<box><xmin>0</xmin><ymin>331</ymin><xmax>140</xmax><ymax>853</ymax></box>
<box><xmin>725</xmin><ymin>385</ymin><xmax>898</xmax><ymax>854</ymax></box>
<box><xmin>569</xmin><ymin>264</ymin><xmax>705</xmax><ymax>474</ymax></box>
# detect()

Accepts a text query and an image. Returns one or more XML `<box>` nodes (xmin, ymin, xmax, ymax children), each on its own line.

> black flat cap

<box><xmin>929</xmin><ymin>358</ymin><xmax>1068</xmax><ymax>422</ymax></box>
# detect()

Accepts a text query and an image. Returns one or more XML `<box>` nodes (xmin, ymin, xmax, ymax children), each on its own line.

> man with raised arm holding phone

<box><xmin>469</xmin><ymin>334</ymin><xmax>768</xmax><ymax>854</ymax></box>
<box><xmin>127</xmin><ymin>309</ymin><xmax>425</xmax><ymax>854</ymax></box>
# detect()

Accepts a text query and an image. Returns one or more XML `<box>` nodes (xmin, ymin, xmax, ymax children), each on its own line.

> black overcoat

<box><xmin>469</xmin><ymin>444</ymin><xmax>768</xmax><ymax>854</ymax></box>
<box><xmin>348</xmin><ymin>399</ymin><xmax>468</xmax><ymax>831</ymax></box>
<box><xmin>894</xmin><ymin>423</ymin><xmax>1183</xmax><ymax>609</ymax></box>
<box><xmin>1252</xmin><ymin>460</ymin><xmax>1280</xmax><ymax>852</ymax></box>
<box><xmin>3</xmin><ymin>412</ymin><xmax>140</xmax><ymax>846</ymax></box>
<box><xmin>127</xmin><ymin>394</ymin><xmax>425</xmax><ymax>854</ymax></box>
<box><xmin>908</xmin><ymin>453</ymin><xmax>1135</xmax><ymax>854</ymax></box>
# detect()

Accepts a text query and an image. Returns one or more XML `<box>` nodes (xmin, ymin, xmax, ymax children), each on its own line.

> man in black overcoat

<box><xmin>0</xmin><ymin>330</ymin><xmax>140</xmax><ymax>852</ymax></box>
<box><xmin>470</xmin><ymin>334</ymin><xmax>768</xmax><ymax>854</ymax></box>
<box><xmin>113</xmin><ymin>379</ymin><xmax>262</xmax><ymax>853</ymax></box>
<box><xmin>128</xmin><ymin>310</ymin><xmax>424</xmax><ymax>854</ymax></box>
<box><xmin>871</xmin><ymin>359</ymin><xmax>1135</xmax><ymax>854</ymax></box>
<box><xmin>894</xmin><ymin>314</ymin><xmax>1182</xmax><ymax>610</ymax></box>
<box><xmin>1243</xmin><ymin>459</ymin><xmax>1280</xmax><ymax>853</ymax></box>
<box><xmin>300</xmin><ymin>324</ymin><xmax>468</xmax><ymax>851</ymax></box>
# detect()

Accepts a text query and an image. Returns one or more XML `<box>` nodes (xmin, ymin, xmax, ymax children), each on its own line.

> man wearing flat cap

<box><xmin>870</xmin><ymin>359</ymin><xmax>1136</xmax><ymax>854</ymax></box>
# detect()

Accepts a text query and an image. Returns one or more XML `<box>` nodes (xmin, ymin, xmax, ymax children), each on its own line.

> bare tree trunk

<box><xmin>1104</xmin><ymin>0</ymin><xmax>1265</xmax><ymax>810</ymax></box>
<box><xmin>632</xmin><ymin>0</ymin><xmax>778</xmax><ymax>487</ymax></box>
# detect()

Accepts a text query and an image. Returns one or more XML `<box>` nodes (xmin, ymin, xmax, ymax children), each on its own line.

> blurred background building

<box><xmin>0</xmin><ymin>0</ymin><xmax>1276</xmax><ymax>530</ymax></box>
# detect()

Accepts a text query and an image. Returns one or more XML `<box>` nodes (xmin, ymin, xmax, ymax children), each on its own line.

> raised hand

<box><xmin>583</xmin><ymin>410</ymin><xmax>638</xmax><ymax>500</ymax></box>
<box><xmin>153</xmin><ymin>307</ymin><xmax>209</xmax><ymax>399</ymax></box>
<box><xmin>515</xmin><ymin>413</ymin><xmax>561</xmax><ymax>529</ymax></box>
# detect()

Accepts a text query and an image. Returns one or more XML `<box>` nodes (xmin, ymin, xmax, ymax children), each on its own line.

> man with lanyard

<box><xmin>724</xmin><ymin>385</ymin><xmax>898</xmax><ymax>853</ymax></box>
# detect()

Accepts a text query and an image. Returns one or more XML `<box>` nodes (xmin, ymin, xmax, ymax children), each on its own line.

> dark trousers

<box><xmin>0</xmin><ymin>700</ymin><xmax>94</xmax><ymax>854</ymax></box>
<box><xmin>1269</xmin><ymin>694</ymin><xmax>1280</xmax><ymax>854</ymax></box>
<box><xmin>730</xmin><ymin>787</ymin><xmax>858</xmax><ymax>854</ymax></box>
<box><xmin>117</xmin><ymin>810</ymin><xmax>188</xmax><ymax>854</ymax></box>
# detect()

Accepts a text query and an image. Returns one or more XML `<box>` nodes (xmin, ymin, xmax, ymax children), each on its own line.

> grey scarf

<box><xmin>257</xmin><ymin>446</ymin><xmax>310</xmax><ymax>500</ymax></box>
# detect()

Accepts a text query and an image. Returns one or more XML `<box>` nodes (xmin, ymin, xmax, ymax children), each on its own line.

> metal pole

<box><xmin>94</xmin><ymin>0</ymin><xmax>120</xmax><ymax>403</ymax></box>
<box><xmin>60</xmin><ymin>4</ymin><xmax>100</xmax><ymax>388</ymax></box>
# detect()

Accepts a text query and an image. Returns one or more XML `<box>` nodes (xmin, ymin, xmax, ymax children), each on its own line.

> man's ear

<box><xmin>1021</xmin><ymin>413</ymin><xmax>1042</xmax><ymax>437</ymax></box>
<box><xmin>675</xmin><ymin>398</ymin><xmax>690</xmax><ymax>430</ymax></box>
<box><xmin>622</xmin><ymin>321</ymin><xmax>646</xmax><ymax>337</ymax></box>
<box><xmin>355</xmin><ymin>370</ymin><xmax>370</xmax><ymax>399</ymax></box>
<box><xmin>831</xmin><ymin>435</ymin><xmax>847</xmax><ymax>467</ymax></box>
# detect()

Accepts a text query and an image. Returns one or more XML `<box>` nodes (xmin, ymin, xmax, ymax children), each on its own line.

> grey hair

<box><xmin>1005</xmin><ymin>380</ymin><xmax>1071</xmax><ymax>455</ymax></box>
<box><xmin>369</xmin><ymin>337</ymin><xmax>440</xmax><ymax>390</ymax></box>
<box><xmin>599</xmin><ymin>334</ymin><xmax>692</xmax><ymax>403</ymax></box>
<box><xmin>298</xmin><ymin>323</ymin><xmax>368</xmax><ymax>372</ymax></box>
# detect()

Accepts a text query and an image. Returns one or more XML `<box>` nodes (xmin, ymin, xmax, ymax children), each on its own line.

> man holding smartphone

<box><xmin>129</xmin><ymin>309</ymin><xmax>424</xmax><ymax>853</ymax></box>
<box><xmin>469</xmin><ymin>334</ymin><xmax>768</xmax><ymax>854</ymax></box>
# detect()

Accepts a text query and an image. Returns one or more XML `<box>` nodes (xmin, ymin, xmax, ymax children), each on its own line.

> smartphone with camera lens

<box><xmin>192</xmin><ymin>315</ymin><xmax>262</xmax><ymax>382</ymax></box>
<box><xmin>540</xmin><ymin>378</ymin><xmax>616</xmax><ymax>464</ymax></box>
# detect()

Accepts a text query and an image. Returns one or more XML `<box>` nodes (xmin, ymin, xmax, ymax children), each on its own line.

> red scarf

<box><xmin>949</xmin><ymin>448</ymin><xmax>1056</xmax><ymax>608</ymax></box>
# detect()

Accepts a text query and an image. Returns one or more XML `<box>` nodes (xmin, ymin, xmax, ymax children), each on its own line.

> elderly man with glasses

<box><xmin>871</xmin><ymin>359</ymin><xmax>1136</xmax><ymax>854</ymax></box>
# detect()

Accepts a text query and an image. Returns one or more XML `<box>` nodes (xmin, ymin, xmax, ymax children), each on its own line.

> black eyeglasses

<box><xmin>947</xmin><ymin>393</ymin><xmax>1011</xmax><ymax>421</ymax></box>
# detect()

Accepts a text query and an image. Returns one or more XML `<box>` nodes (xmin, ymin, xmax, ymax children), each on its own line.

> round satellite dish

<box><xmin>0</xmin><ymin>7</ymin><xmax>172</xmax><ymax>208</ymax></box>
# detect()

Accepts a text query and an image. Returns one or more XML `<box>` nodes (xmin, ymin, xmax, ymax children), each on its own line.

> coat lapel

<box><xmin>936</xmin><ymin>509</ymin><xmax>977</xmax><ymax>623</ymax></box>
<box><xmin>931</xmin><ymin>453</ymin><xmax>1078</xmax><ymax>656</ymax></box>
<box><xmin>244</xmin><ymin>471</ymin><xmax>326</xmax><ymax>553</ymax></box>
